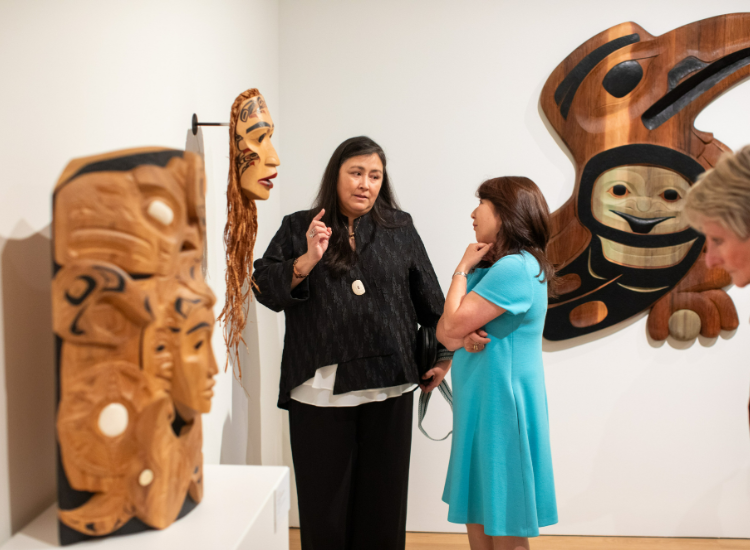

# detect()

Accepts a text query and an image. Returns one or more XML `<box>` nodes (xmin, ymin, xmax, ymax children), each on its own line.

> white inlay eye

<box><xmin>98</xmin><ymin>402</ymin><xmax>129</xmax><ymax>437</ymax></box>
<box><xmin>147</xmin><ymin>200</ymin><xmax>174</xmax><ymax>225</ymax></box>
<box><xmin>139</xmin><ymin>469</ymin><xmax>154</xmax><ymax>486</ymax></box>
<box><xmin>668</xmin><ymin>309</ymin><xmax>701</xmax><ymax>341</ymax></box>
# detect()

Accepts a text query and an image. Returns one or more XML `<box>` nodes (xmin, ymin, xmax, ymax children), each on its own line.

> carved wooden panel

<box><xmin>52</xmin><ymin>148</ymin><xmax>217</xmax><ymax>544</ymax></box>
<box><xmin>540</xmin><ymin>14</ymin><xmax>750</xmax><ymax>341</ymax></box>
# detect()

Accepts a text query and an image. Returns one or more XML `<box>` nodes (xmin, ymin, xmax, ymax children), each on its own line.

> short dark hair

<box><xmin>311</xmin><ymin>136</ymin><xmax>401</xmax><ymax>276</ymax></box>
<box><xmin>477</xmin><ymin>176</ymin><xmax>558</xmax><ymax>296</ymax></box>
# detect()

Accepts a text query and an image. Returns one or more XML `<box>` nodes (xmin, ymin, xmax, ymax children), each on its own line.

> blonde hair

<box><xmin>685</xmin><ymin>145</ymin><xmax>750</xmax><ymax>239</ymax></box>
<box><xmin>218</xmin><ymin>88</ymin><xmax>261</xmax><ymax>376</ymax></box>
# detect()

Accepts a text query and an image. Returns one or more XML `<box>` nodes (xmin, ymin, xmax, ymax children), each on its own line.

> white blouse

<box><xmin>290</xmin><ymin>364</ymin><xmax>416</xmax><ymax>407</ymax></box>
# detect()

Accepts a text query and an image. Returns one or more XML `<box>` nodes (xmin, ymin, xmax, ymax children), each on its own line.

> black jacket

<box><xmin>253</xmin><ymin>209</ymin><xmax>446</xmax><ymax>409</ymax></box>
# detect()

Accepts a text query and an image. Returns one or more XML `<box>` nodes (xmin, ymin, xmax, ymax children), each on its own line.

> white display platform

<box><xmin>1</xmin><ymin>465</ymin><xmax>290</xmax><ymax>550</ymax></box>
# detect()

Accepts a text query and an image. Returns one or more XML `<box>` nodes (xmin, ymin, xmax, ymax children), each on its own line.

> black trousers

<box><xmin>288</xmin><ymin>391</ymin><xmax>414</xmax><ymax>550</ymax></box>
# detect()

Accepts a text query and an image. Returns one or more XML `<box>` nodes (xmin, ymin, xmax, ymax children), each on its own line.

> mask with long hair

<box><xmin>219</xmin><ymin>88</ymin><xmax>280</xmax><ymax>374</ymax></box>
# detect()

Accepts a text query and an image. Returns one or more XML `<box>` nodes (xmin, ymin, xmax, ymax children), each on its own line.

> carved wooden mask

<box><xmin>540</xmin><ymin>14</ymin><xmax>750</xmax><ymax>342</ymax></box>
<box><xmin>232</xmin><ymin>92</ymin><xmax>280</xmax><ymax>201</ymax></box>
<box><xmin>52</xmin><ymin>148</ymin><xmax>217</xmax><ymax>544</ymax></box>
<box><xmin>220</xmin><ymin>89</ymin><xmax>280</xmax><ymax>376</ymax></box>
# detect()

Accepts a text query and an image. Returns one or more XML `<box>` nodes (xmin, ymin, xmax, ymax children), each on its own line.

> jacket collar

<box><xmin>334</xmin><ymin>211</ymin><xmax>375</xmax><ymax>255</ymax></box>
<box><xmin>348</xmin><ymin>210</ymin><xmax>375</xmax><ymax>251</ymax></box>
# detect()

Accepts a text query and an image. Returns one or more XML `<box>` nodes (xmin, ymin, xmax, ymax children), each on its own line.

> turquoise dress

<box><xmin>442</xmin><ymin>252</ymin><xmax>557</xmax><ymax>537</ymax></box>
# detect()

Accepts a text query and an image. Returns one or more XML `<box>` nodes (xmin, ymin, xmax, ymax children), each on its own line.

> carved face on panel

<box><xmin>170</xmin><ymin>288</ymin><xmax>218</xmax><ymax>414</ymax></box>
<box><xmin>53</xmin><ymin>148</ymin><xmax>217</xmax><ymax>543</ymax></box>
<box><xmin>592</xmin><ymin>166</ymin><xmax>691</xmax><ymax>236</ymax></box>
<box><xmin>591</xmin><ymin>165</ymin><xmax>696</xmax><ymax>269</ymax></box>
<box><xmin>232</xmin><ymin>94</ymin><xmax>280</xmax><ymax>201</ymax></box>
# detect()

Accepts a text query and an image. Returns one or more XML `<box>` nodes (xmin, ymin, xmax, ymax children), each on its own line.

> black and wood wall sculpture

<box><xmin>540</xmin><ymin>14</ymin><xmax>750</xmax><ymax>342</ymax></box>
<box><xmin>52</xmin><ymin>148</ymin><xmax>218</xmax><ymax>544</ymax></box>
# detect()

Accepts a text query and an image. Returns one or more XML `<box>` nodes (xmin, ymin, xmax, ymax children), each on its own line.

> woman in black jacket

<box><xmin>253</xmin><ymin>136</ymin><xmax>451</xmax><ymax>550</ymax></box>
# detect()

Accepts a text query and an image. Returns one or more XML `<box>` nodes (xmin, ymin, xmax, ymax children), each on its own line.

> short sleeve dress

<box><xmin>442</xmin><ymin>252</ymin><xmax>558</xmax><ymax>537</ymax></box>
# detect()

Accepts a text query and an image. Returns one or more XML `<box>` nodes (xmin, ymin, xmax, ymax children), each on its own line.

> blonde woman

<box><xmin>685</xmin><ymin>145</ymin><xmax>750</xmax><ymax>286</ymax></box>
<box><xmin>685</xmin><ymin>145</ymin><xmax>750</xmax><ymax>427</ymax></box>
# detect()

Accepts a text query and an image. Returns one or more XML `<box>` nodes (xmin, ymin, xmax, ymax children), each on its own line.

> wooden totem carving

<box><xmin>540</xmin><ymin>14</ymin><xmax>750</xmax><ymax>342</ymax></box>
<box><xmin>52</xmin><ymin>148</ymin><xmax>218</xmax><ymax>544</ymax></box>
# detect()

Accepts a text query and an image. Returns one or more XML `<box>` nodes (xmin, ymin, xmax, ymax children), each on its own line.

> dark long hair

<box><xmin>311</xmin><ymin>136</ymin><xmax>401</xmax><ymax>276</ymax></box>
<box><xmin>477</xmin><ymin>176</ymin><xmax>559</xmax><ymax>296</ymax></box>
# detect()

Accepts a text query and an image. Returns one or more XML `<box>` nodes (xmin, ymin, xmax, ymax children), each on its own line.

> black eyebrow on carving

<box><xmin>175</xmin><ymin>297</ymin><xmax>201</xmax><ymax>318</ymax></box>
<box><xmin>186</xmin><ymin>322</ymin><xmax>211</xmax><ymax>334</ymax></box>
<box><xmin>246</xmin><ymin>122</ymin><xmax>272</xmax><ymax>134</ymax></box>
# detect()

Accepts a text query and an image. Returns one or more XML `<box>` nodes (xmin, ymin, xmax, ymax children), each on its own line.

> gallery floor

<box><xmin>289</xmin><ymin>530</ymin><xmax>750</xmax><ymax>549</ymax></box>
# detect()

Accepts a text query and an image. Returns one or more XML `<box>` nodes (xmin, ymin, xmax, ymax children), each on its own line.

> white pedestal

<box><xmin>1</xmin><ymin>465</ymin><xmax>290</xmax><ymax>550</ymax></box>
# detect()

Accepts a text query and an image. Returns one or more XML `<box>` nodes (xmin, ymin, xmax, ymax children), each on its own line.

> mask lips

<box><xmin>609</xmin><ymin>210</ymin><xmax>675</xmax><ymax>234</ymax></box>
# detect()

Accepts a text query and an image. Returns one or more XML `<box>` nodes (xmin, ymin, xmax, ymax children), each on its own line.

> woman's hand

<box><xmin>463</xmin><ymin>330</ymin><xmax>490</xmax><ymax>353</ymax></box>
<box><xmin>290</xmin><ymin>210</ymin><xmax>331</xmax><ymax>289</ymax></box>
<box><xmin>305</xmin><ymin>209</ymin><xmax>332</xmax><ymax>262</ymax></box>
<box><xmin>457</xmin><ymin>242</ymin><xmax>491</xmax><ymax>273</ymax></box>
<box><xmin>293</xmin><ymin>209</ymin><xmax>331</xmax><ymax>280</ymax></box>
<box><xmin>420</xmin><ymin>360</ymin><xmax>451</xmax><ymax>393</ymax></box>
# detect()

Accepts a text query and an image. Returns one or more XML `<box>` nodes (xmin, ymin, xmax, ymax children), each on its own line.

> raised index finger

<box><xmin>313</xmin><ymin>208</ymin><xmax>326</xmax><ymax>222</ymax></box>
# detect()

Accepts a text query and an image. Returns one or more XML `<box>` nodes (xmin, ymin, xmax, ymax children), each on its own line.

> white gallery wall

<box><xmin>0</xmin><ymin>0</ymin><xmax>283</xmax><ymax>545</ymax></box>
<box><xmin>278</xmin><ymin>0</ymin><xmax>750</xmax><ymax>538</ymax></box>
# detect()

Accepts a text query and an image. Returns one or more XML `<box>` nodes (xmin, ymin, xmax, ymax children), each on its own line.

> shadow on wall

<box><xmin>240</xmin><ymin>297</ymin><xmax>263</xmax><ymax>466</ymax></box>
<box><xmin>2</xmin><ymin>225</ymin><xmax>57</xmax><ymax>533</ymax></box>
<box><xmin>219</xmin><ymin>296</ymin><xmax>263</xmax><ymax>466</ymax></box>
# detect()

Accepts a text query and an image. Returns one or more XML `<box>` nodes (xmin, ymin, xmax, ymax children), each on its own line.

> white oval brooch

<box><xmin>352</xmin><ymin>280</ymin><xmax>366</xmax><ymax>296</ymax></box>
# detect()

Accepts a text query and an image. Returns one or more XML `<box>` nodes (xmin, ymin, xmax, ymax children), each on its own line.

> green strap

<box><xmin>417</xmin><ymin>380</ymin><xmax>453</xmax><ymax>441</ymax></box>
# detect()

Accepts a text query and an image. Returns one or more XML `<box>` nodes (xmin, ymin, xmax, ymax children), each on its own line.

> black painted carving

<box><xmin>554</xmin><ymin>33</ymin><xmax>641</xmax><ymax>119</ymax></box>
<box><xmin>238</xmin><ymin>96</ymin><xmax>267</xmax><ymax>122</ymax></box>
<box><xmin>602</xmin><ymin>60</ymin><xmax>644</xmax><ymax>97</ymax></box>
<box><xmin>70</xmin><ymin>310</ymin><xmax>86</xmax><ymax>336</ymax></box>
<box><xmin>175</xmin><ymin>297</ymin><xmax>201</xmax><ymax>318</ymax></box>
<box><xmin>544</xmin><ymin>145</ymin><xmax>706</xmax><ymax>341</ymax></box>
<box><xmin>94</xmin><ymin>266</ymin><xmax>126</xmax><ymax>292</ymax></box>
<box><xmin>668</xmin><ymin>56</ymin><xmax>709</xmax><ymax>90</ymax></box>
<box><xmin>610</xmin><ymin>211</ymin><xmax>675</xmax><ymax>234</ymax></box>
<box><xmin>643</xmin><ymin>47</ymin><xmax>750</xmax><ymax>130</ymax></box>
<box><xmin>63</xmin><ymin>150</ymin><xmax>185</xmax><ymax>187</ymax></box>
<box><xmin>65</xmin><ymin>276</ymin><xmax>96</xmax><ymax>305</ymax></box>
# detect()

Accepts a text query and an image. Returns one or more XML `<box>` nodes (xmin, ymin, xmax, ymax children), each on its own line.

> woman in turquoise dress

<box><xmin>436</xmin><ymin>176</ymin><xmax>558</xmax><ymax>549</ymax></box>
